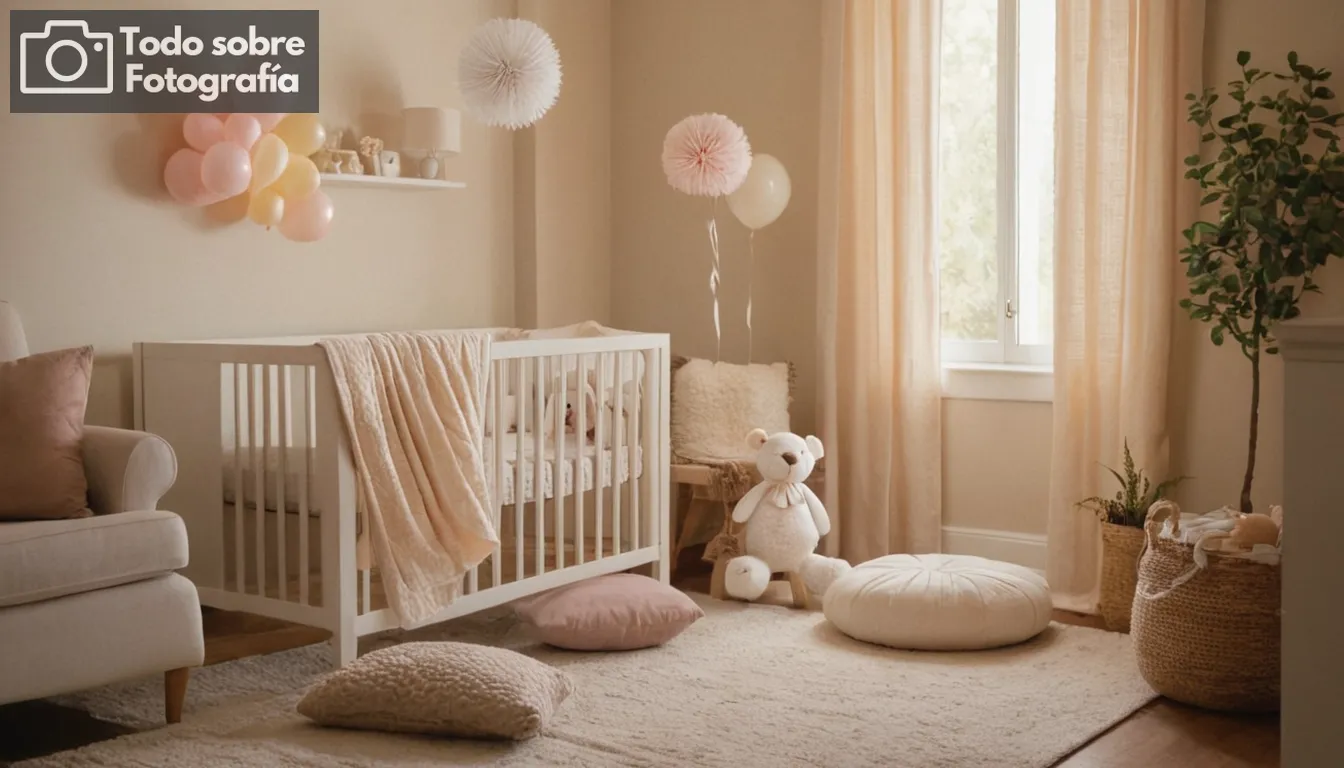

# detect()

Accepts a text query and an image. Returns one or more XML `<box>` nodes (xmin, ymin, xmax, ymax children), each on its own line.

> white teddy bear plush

<box><xmin>723</xmin><ymin>428</ymin><xmax>852</xmax><ymax>602</ymax></box>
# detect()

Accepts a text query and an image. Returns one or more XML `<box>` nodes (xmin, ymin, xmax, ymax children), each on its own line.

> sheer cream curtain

<box><xmin>817</xmin><ymin>0</ymin><xmax>943</xmax><ymax>563</ymax></box>
<box><xmin>1047</xmin><ymin>0</ymin><xmax>1205</xmax><ymax>612</ymax></box>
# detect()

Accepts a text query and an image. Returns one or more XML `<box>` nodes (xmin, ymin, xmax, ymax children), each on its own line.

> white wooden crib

<box><xmin>132</xmin><ymin>328</ymin><xmax>671</xmax><ymax>666</ymax></box>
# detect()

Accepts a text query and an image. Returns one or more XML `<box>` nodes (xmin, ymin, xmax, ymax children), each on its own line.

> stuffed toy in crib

<box><xmin>543</xmin><ymin>370</ymin><xmax>635</xmax><ymax>444</ymax></box>
<box><xmin>488</xmin><ymin>370</ymin><xmax>634</xmax><ymax>444</ymax></box>
<box><xmin>722</xmin><ymin>428</ymin><xmax>851</xmax><ymax>602</ymax></box>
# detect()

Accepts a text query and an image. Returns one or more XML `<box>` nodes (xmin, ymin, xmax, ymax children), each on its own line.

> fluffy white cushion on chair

<box><xmin>823</xmin><ymin>554</ymin><xmax>1052</xmax><ymax>650</ymax></box>
<box><xmin>671</xmin><ymin>359</ymin><xmax>790</xmax><ymax>462</ymax></box>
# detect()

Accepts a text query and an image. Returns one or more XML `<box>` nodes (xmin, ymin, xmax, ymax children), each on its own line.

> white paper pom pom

<box><xmin>458</xmin><ymin>18</ymin><xmax>562</xmax><ymax>130</ymax></box>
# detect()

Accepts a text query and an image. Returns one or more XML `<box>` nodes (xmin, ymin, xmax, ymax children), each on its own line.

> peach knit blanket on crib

<box><xmin>317</xmin><ymin>331</ymin><xmax>499</xmax><ymax>626</ymax></box>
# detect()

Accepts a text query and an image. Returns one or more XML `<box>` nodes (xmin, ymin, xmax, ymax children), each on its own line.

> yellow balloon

<box><xmin>274</xmin><ymin>155</ymin><xmax>321</xmax><ymax>200</ymax></box>
<box><xmin>247</xmin><ymin>188</ymin><xmax>285</xmax><ymax>229</ymax></box>
<box><xmin>249</xmin><ymin>134</ymin><xmax>289</xmax><ymax>193</ymax></box>
<box><xmin>272</xmin><ymin>113</ymin><xmax>327</xmax><ymax>157</ymax></box>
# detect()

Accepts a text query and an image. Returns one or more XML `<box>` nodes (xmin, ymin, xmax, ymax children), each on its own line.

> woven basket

<box><xmin>1130</xmin><ymin>501</ymin><xmax>1281</xmax><ymax>712</ymax></box>
<box><xmin>1098</xmin><ymin>522</ymin><xmax>1146</xmax><ymax>632</ymax></box>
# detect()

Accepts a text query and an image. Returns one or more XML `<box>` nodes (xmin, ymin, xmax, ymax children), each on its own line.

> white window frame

<box><xmin>940</xmin><ymin>0</ymin><xmax>1052</xmax><ymax>370</ymax></box>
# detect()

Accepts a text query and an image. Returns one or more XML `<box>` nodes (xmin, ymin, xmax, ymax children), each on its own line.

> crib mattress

<box><xmin>222</xmin><ymin>434</ymin><xmax>643</xmax><ymax>513</ymax></box>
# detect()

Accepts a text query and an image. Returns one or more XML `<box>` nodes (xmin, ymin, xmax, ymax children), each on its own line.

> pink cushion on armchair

<box><xmin>0</xmin><ymin>346</ymin><xmax>94</xmax><ymax>520</ymax></box>
<box><xmin>514</xmin><ymin>574</ymin><xmax>704</xmax><ymax>651</ymax></box>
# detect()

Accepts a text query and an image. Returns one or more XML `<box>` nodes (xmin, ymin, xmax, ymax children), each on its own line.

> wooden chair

<box><xmin>668</xmin><ymin>356</ymin><xmax>824</xmax><ymax>606</ymax></box>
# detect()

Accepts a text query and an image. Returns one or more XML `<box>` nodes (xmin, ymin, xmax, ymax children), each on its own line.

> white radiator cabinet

<box><xmin>1277</xmin><ymin>318</ymin><xmax>1344</xmax><ymax>768</ymax></box>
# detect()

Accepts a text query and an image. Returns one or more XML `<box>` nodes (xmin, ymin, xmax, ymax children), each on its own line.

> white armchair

<box><xmin>0</xmin><ymin>301</ymin><xmax>203</xmax><ymax>723</ymax></box>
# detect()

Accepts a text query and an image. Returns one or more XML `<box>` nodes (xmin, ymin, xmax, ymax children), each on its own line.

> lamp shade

<box><xmin>402</xmin><ymin>107</ymin><xmax>461</xmax><ymax>153</ymax></box>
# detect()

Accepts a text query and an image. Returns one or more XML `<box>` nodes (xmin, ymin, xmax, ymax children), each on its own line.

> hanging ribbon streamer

<box><xmin>746</xmin><ymin>230</ymin><xmax>755</xmax><ymax>364</ymax></box>
<box><xmin>707</xmin><ymin>198</ymin><xmax>723</xmax><ymax>361</ymax></box>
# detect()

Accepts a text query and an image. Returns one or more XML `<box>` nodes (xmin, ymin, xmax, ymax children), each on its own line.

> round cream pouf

<box><xmin>822</xmin><ymin>554</ymin><xmax>1052</xmax><ymax>650</ymax></box>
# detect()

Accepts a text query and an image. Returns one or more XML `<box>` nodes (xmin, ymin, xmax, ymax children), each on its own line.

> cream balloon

<box><xmin>274</xmin><ymin>155</ymin><xmax>321</xmax><ymax>200</ymax></box>
<box><xmin>249</xmin><ymin>133</ymin><xmax>289</xmax><ymax>193</ymax></box>
<box><xmin>727</xmin><ymin>153</ymin><xmax>792</xmax><ymax>230</ymax></box>
<box><xmin>272</xmin><ymin>113</ymin><xmax>327</xmax><ymax>157</ymax></box>
<box><xmin>247</xmin><ymin>188</ymin><xmax>285</xmax><ymax>229</ymax></box>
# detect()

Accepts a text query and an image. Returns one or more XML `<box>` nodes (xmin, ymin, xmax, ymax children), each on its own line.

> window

<box><xmin>938</xmin><ymin>0</ymin><xmax>1056</xmax><ymax>368</ymax></box>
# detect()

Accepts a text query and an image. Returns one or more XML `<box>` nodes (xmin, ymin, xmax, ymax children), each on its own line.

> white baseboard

<box><xmin>941</xmin><ymin>526</ymin><xmax>1047</xmax><ymax>572</ymax></box>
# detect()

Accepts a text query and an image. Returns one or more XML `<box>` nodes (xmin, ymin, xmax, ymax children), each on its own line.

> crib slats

<box><xmin>233</xmin><ymin>364</ymin><xmax>246</xmax><ymax>592</ymax></box>
<box><xmin>553</xmin><ymin>355</ymin><xmax>565</xmax><ymax>571</ymax></box>
<box><xmin>628</xmin><ymin>356</ymin><xmax>640</xmax><ymax>551</ymax></box>
<box><xmin>642</xmin><ymin>349</ymin><xmax>658</xmax><ymax>556</ymax></box>
<box><xmin>612</xmin><ymin>354</ymin><xmax>623</xmax><ymax>557</ymax></box>
<box><xmin>514</xmin><ymin>359</ymin><xmax>526</xmax><ymax>582</ymax></box>
<box><xmin>534</xmin><ymin>356</ymin><xmax>546</xmax><ymax>578</ymax></box>
<box><xmin>299</xmin><ymin>366</ymin><xmax>311</xmax><ymax>606</ymax></box>
<box><xmin>574</xmin><ymin>355</ymin><xmax>588</xmax><ymax>565</ymax></box>
<box><xmin>277</xmin><ymin>366</ymin><xmax>290</xmax><ymax>602</ymax></box>
<box><xmin>492</xmin><ymin>358</ymin><xmax>504</xmax><ymax>588</ymax></box>
<box><xmin>362</xmin><ymin>563</ymin><xmax>372</xmax><ymax>612</ymax></box>
<box><xmin>594</xmin><ymin>353</ymin><xmax>606</xmax><ymax>560</ymax></box>
<box><xmin>254</xmin><ymin>365</ymin><xmax>268</xmax><ymax>597</ymax></box>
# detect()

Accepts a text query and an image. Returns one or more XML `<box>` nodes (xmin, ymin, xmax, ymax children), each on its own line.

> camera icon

<box><xmin>19</xmin><ymin>20</ymin><xmax>114</xmax><ymax>95</ymax></box>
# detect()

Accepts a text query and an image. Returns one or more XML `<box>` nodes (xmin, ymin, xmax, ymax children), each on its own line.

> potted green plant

<box><xmin>1077</xmin><ymin>441</ymin><xmax>1185</xmax><ymax>631</ymax></box>
<box><xmin>1181</xmin><ymin>50</ymin><xmax>1344</xmax><ymax>514</ymax></box>
<box><xmin>1124</xmin><ymin>51</ymin><xmax>1343</xmax><ymax>714</ymax></box>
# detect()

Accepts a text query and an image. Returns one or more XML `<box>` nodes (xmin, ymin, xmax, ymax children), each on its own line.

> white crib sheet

<box><xmin>222</xmin><ymin>434</ymin><xmax>643</xmax><ymax>513</ymax></box>
<box><xmin>486</xmin><ymin>434</ymin><xmax>644</xmax><ymax>506</ymax></box>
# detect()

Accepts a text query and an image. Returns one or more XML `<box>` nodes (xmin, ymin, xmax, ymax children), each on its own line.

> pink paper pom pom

<box><xmin>662</xmin><ymin>113</ymin><xmax>751</xmax><ymax>197</ymax></box>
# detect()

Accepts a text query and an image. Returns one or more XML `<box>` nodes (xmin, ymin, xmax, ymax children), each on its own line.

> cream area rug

<box><xmin>22</xmin><ymin>596</ymin><xmax>1154</xmax><ymax>768</ymax></box>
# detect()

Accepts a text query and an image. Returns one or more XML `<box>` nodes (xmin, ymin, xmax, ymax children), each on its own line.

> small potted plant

<box><xmin>1077</xmin><ymin>441</ymin><xmax>1185</xmax><ymax>631</ymax></box>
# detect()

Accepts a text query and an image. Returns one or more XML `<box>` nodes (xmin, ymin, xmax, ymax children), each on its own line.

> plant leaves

<box><xmin>1237</xmin><ymin>51</ymin><xmax>1251</xmax><ymax>67</ymax></box>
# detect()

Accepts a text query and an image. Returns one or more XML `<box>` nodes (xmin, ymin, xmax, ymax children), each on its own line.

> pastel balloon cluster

<box><xmin>164</xmin><ymin>112</ymin><xmax>335</xmax><ymax>242</ymax></box>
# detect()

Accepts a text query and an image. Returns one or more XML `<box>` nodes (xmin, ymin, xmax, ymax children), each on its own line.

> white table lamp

<box><xmin>402</xmin><ymin>107</ymin><xmax>461</xmax><ymax>179</ymax></box>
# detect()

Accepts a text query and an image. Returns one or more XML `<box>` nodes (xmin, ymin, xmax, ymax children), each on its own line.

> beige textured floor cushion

<box><xmin>823</xmin><ymin>554</ymin><xmax>1052</xmax><ymax>650</ymax></box>
<box><xmin>296</xmin><ymin>642</ymin><xmax>573</xmax><ymax>740</ymax></box>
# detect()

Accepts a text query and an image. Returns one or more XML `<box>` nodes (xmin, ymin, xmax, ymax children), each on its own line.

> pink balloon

<box><xmin>163</xmin><ymin>148</ymin><xmax>223</xmax><ymax>207</ymax></box>
<box><xmin>279</xmin><ymin>189</ymin><xmax>334</xmax><ymax>242</ymax></box>
<box><xmin>253</xmin><ymin>113</ymin><xmax>288</xmax><ymax>133</ymax></box>
<box><xmin>183</xmin><ymin>113</ymin><xmax>225</xmax><ymax>152</ymax></box>
<box><xmin>223</xmin><ymin>114</ymin><xmax>262</xmax><ymax>151</ymax></box>
<box><xmin>200</xmin><ymin>141</ymin><xmax>252</xmax><ymax>197</ymax></box>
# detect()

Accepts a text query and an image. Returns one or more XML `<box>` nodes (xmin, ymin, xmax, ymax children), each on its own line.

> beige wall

<box><xmin>518</xmin><ymin>0</ymin><xmax>612</xmax><ymax>328</ymax></box>
<box><xmin>610</xmin><ymin>0</ymin><xmax>822</xmax><ymax>435</ymax></box>
<box><xmin>0</xmin><ymin>0</ymin><xmax>516</xmax><ymax>428</ymax></box>
<box><xmin>942</xmin><ymin>400</ymin><xmax>1053</xmax><ymax>534</ymax></box>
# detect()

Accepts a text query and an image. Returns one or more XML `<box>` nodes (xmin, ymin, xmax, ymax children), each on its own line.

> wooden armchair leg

<box><xmin>165</xmin><ymin>667</ymin><xmax>190</xmax><ymax>724</ymax></box>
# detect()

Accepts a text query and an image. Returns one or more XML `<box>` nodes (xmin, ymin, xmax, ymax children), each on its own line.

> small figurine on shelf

<box><xmin>314</xmin><ymin>129</ymin><xmax>362</xmax><ymax>174</ymax></box>
<box><xmin>358</xmin><ymin>136</ymin><xmax>385</xmax><ymax>175</ymax></box>
<box><xmin>312</xmin><ymin>129</ymin><xmax>343</xmax><ymax>173</ymax></box>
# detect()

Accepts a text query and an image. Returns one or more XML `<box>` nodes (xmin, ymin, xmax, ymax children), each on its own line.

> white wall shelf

<box><xmin>318</xmin><ymin>174</ymin><xmax>466</xmax><ymax>191</ymax></box>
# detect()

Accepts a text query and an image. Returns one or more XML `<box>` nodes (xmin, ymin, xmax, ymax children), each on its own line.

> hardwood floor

<box><xmin>0</xmin><ymin>549</ymin><xmax>1279</xmax><ymax>767</ymax></box>
<box><xmin>201</xmin><ymin>608</ymin><xmax>331</xmax><ymax>666</ymax></box>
